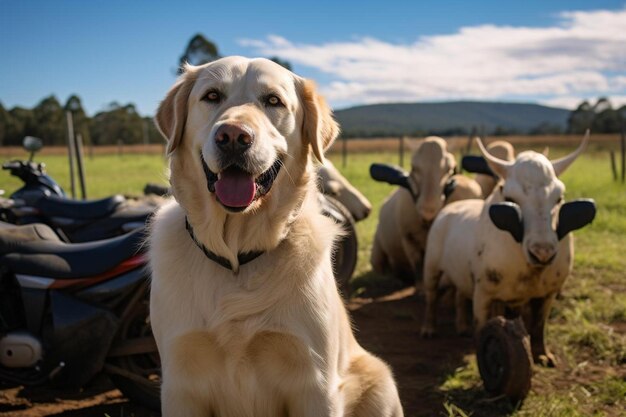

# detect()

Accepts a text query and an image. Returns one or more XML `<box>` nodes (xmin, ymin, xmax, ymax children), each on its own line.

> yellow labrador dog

<box><xmin>149</xmin><ymin>56</ymin><xmax>403</xmax><ymax>417</ymax></box>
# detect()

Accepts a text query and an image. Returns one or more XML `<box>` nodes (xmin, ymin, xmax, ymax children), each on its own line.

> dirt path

<box><xmin>1</xmin><ymin>288</ymin><xmax>481</xmax><ymax>417</ymax></box>
<box><xmin>350</xmin><ymin>288</ymin><xmax>476</xmax><ymax>416</ymax></box>
<box><xmin>6</xmin><ymin>287</ymin><xmax>623</xmax><ymax>416</ymax></box>
<box><xmin>4</xmin><ymin>279</ymin><xmax>623</xmax><ymax>417</ymax></box>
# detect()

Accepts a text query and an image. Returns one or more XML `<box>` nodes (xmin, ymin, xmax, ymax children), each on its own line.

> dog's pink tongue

<box><xmin>215</xmin><ymin>168</ymin><xmax>256</xmax><ymax>207</ymax></box>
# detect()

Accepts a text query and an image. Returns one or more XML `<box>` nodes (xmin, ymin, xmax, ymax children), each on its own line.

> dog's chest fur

<box><xmin>149</xmin><ymin>199</ymin><xmax>344</xmax><ymax>413</ymax></box>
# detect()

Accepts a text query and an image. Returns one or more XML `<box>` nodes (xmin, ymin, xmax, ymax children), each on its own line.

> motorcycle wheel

<box><xmin>107</xmin><ymin>286</ymin><xmax>161</xmax><ymax>411</ymax></box>
<box><xmin>476</xmin><ymin>316</ymin><xmax>533</xmax><ymax>403</ymax></box>
<box><xmin>320</xmin><ymin>195</ymin><xmax>358</xmax><ymax>298</ymax></box>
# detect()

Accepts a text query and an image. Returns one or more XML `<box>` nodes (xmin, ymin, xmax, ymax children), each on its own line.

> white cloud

<box><xmin>240</xmin><ymin>8</ymin><xmax>626</xmax><ymax>107</ymax></box>
<box><xmin>612</xmin><ymin>76</ymin><xmax>626</xmax><ymax>89</ymax></box>
<box><xmin>608</xmin><ymin>96</ymin><xmax>626</xmax><ymax>108</ymax></box>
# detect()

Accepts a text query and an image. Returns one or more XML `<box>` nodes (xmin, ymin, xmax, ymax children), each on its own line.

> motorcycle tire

<box><xmin>476</xmin><ymin>316</ymin><xmax>533</xmax><ymax>403</ymax></box>
<box><xmin>320</xmin><ymin>195</ymin><xmax>358</xmax><ymax>298</ymax></box>
<box><xmin>107</xmin><ymin>285</ymin><xmax>161</xmax><ymax>411</ymax></box>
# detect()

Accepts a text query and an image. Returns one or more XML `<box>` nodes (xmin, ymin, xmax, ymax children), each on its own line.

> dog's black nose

<box><xmin>215</xmin><ymin>124</ymin><xmax>254</xmax><ymax>154</ymax></box>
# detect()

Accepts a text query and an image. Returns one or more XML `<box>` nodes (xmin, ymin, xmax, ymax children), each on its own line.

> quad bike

<box><xmin>462</xmin><ymin>154</ymin><xmax>596</xmax><ymax>402</ymax></box>
<box><xmin>1</xmin><ymin>137</ymin><xmax>155</xmax><ymax>242</ymax></box>
<box><xmin>0</xmin><ymin>221</ymin><xmax>160</xmax><ymax>410</ymax></box>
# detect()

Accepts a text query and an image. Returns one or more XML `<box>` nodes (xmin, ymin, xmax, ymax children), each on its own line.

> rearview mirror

<box><xmin>556</xmin><ymin>199</ymin><xmax>596</xmax><ymax>240</ymax></box>
<box><xmin>462</xmin><ymin>155</ymin><xmax>496</xmax><ymax>177</ymax></box>
<box><xmin>489</xmin><ymin>202</ymin><xmax>523</xmax><ymax>243</ymax></box>
<box><xmin>23</xmin><ymin>136</ymin><xmax>43</xmax><ymax>161</ymax></box>
<box><xmin>369</xmin><ymin>163</ymin><xmax>412</xmax><ymax>192</ymax></box>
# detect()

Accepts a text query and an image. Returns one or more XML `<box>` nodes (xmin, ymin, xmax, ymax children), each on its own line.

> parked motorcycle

<box><xmin>0</xmin><ymin>221</ymin><xmax>160</xmax><ymax>410</ymax></box>
<box><xmin>1</xmin><ymin>137</ymin><xmax>155</xmax><ymax>242</ymax></box>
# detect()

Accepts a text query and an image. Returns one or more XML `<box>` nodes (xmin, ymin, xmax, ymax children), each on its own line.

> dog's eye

<box><xmin>203</xmin><ymin>90</ymin><xmax>222</xmax><ymax>103</ymax></box>
<box><xmin>264</xmin><ymin>94</ymin><xmax>283</xmax><ymax>107</ymax></box>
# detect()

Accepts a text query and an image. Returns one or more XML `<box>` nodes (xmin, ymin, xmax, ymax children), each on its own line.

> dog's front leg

<box><xmin>286</xmin><ymin>384</ymin><xmax>341</xmax><ymax>417</ymax></box>
<box><xmin>161</xmin><ymin>381</ymin><xmax>210</xmax><ymax>417</ymax></box>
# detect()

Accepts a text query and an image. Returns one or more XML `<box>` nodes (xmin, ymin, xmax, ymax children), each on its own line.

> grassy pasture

<box><xmin>1</xmin><ymin>137</ymin><xmax>624</xmax><ymax>416</ymax></box>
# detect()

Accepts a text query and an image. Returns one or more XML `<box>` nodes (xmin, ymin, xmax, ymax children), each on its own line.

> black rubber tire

<box><xmin>109</xmin><ymin>369</ymin><xmax>160</xmax><ymax>411</ymax></box>
<box><xmin>476</xmin><ymin>316</ymin><xmax>533</xmax><ymax>403</ymax></box>
<box><xmin>108</xmin><ymin>287</ymin><xmax>161</xmax><ymax>411</ymax></box>
<box><xmin>319</xmin><ymin>194</ymin><xmax>358</xmax><ymax>298</ymax></box>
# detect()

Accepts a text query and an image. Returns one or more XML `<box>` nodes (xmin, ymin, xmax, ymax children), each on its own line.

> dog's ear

<box><xmin>154</xmin><ymin>66</ymin><xmax>198</xmax><ymax>155</ymax></box>
<box><xmin>299</xmin><ymin>79</ymin><xmax>340</xmax><ymax>163</ymax></box>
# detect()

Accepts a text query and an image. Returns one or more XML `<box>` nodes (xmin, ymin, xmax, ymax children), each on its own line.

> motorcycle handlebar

<box><xmin>461</xmin><ymin>156</ymin><xmax>496</xmax><ymax>177</ymax></box>
<box><xmin>369</xmin><ymin>163</ymin><xmax>411</xmax><ymax>190</ymax></box>
<box><xmin>2</xmin><ymin>161</ymin><xmax>23</xmax><ymax>170</ymax></box>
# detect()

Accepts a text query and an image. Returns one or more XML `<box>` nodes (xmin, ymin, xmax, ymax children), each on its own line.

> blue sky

<box><xmin>1</xmin><ymin>0</ymin><xmax>625</xmax><ymax>116</ymax></box>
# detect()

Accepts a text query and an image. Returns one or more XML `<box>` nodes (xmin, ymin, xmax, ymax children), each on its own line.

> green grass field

<box><xmin>1</xmin><ymin>145</ymin><xmax>624</xmax><ymax>416</ymax></box>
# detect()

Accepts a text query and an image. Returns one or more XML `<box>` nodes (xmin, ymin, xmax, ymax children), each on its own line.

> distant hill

<box><xmin>334</xmin><ymin>101</ymin><xmax>570</xmax><ymax>137</ymax></box>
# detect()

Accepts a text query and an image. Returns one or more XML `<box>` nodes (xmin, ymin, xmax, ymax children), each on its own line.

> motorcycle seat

<box><xmin>0</xmin><ymin>227</ymin><xmax>146</xmax><ymax>279</ymax></box>
<box><xmin>0</xmin><ymin>222</ymin><xmax>61</xmax><ymax>250</ymax></box>
<box><xmin>52</xmin><ymin>205</ymin><xmax>155</xmax><ymax>243</ymax></box>
<box><xmin>37</xmin><ymin>195</ymin><xmax>125</xmax><ymax>219</ymax></box>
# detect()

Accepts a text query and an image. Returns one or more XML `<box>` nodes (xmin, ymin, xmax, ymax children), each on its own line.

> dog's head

<box><xmin>155</xmin><ymin>56</ymin><xmax>339</xmax><ymax>215</ymax></box>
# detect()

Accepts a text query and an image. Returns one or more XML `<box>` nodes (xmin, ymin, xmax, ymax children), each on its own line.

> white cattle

<box><xmin>318</xmin><ymin>160</ymin><xmax>372</xmax><ymax>221</ymax></box>
<box><xmin>421</xmin><ymin>133</ymin><xmax>592</xmax><ymax>367</ymax></box>
<box><xmin>371</xmin><ymin>137</ymin><xmax>482</xmax><ymax>281</ymax></box>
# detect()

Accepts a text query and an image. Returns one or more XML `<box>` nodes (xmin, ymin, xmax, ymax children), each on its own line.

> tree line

<box><xmin>567</xmin><ymin>97</ymin><xmax>626</xmax><ymax>134</ymax></box>
<box><xmin>2</xmin><ymin>95</ymin><xmax>623</xmax><ymax>148</ymax></box>
<box><xmin>0</xmin><ymin>95</ymin><xmax>161</xmax><ymax>147</ymax></box>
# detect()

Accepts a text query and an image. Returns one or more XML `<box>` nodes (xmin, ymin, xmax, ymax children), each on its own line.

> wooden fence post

<box><xmin>65</xmin><ymin>111</ymin><xmax>76</xmax><ymax>198</ymax></box>
<box><xmin>610</xmin><ymin>150</ymin><xmax>617</xmax><ymax>181</ymax></box>
<box><xmin>75</xmin><ymin>134</ymin><xmax>87</xmax><ymax>199</ymax></box>
<box><xmin>621</xmin><ymin>130</ymin><xmax>626</xmax><ymax>184</ymax></box>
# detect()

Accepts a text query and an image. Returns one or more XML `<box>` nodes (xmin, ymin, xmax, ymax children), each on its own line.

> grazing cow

<box><xmin>371</xmin><ymin>137</ymin><xmax>482</xmax><ymax>281</ymax></box>
<box><xmin>318</xmin><ymin>160</ymin><xmax>372</xmax><ymax>221</ymax></box>
<box><xmin>421</xmin><ymin>133</ymin><xmax>594</xmax><ymax>367</ymax></box>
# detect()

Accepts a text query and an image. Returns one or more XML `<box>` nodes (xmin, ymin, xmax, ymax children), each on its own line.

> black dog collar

<box><xmin>185</xmin><ymin>217</ymin><xmax>264</xmax><ymax>272</ymax></box>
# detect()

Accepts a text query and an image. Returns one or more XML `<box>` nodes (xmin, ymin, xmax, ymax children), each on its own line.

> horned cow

<box><xmin>420</xmin><ymin>133</ymin><xmax>593</xmax><ymax>367</ymax></box>
<box><xmin>371</xmin><ymin>137</ymin><xmax>482</xmax><ymax>281</ymax></box>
